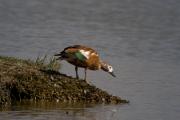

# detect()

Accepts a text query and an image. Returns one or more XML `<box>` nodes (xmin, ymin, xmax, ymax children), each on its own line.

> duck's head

<box><xmin>100</xmin><ymin>61</ymin><xmax>116</xmax><ymax>77</ymax></box>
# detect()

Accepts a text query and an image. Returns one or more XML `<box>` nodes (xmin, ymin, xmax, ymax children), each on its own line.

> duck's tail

<box><xmin>54</xmin><ymin>52</ymin><xmax>64</xmax><ymax>60</ymax></box>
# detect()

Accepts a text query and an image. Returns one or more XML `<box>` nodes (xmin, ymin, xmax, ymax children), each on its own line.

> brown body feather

<box><xmin>63</xmin><ymin>45</ymin><xmax>100</xmax><ymax>70</ymax></box>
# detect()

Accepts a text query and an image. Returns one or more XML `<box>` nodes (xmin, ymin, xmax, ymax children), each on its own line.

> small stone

<box><xmin>50</xmin><ymin>75</ymin><xmax>54</xmax><ymax>80</ymax></box>
<box><xmin>54</xmin><ymin>84</ymin><xmax>57</xmax><ymax>87</ymax></box>
<box><xmin>84</xmin><ymin>90</ymin><xmax>87</xmax><ymax>94</ymax></box>
<box><xmin>102</xmin><ymin>98</ymin><xmax>105</xmax><ymax>102</ymax></box>
<box><xmin>56</xmin><ymin>99</ymin><xmax>59</xmax><ymax>102</ymax></box>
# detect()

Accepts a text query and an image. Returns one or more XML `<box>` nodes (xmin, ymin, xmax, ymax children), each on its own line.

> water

<box><xmin>0</xmin><ymin>0</ymin><xmax>180</xmax><ymax>119</ymax></box>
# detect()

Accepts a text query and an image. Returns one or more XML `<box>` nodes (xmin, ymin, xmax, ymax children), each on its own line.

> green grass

<box><xmin>0</xmin><ymin>55</ymin><xmax>61</xmax><ymax>71</ymax></box>
<box><xmin>35</xmin><ymin>55</ymin><xmax>61</xmax><ymax>71</ymax></box>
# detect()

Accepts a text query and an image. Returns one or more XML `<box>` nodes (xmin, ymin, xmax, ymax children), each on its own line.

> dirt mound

<box><xmin>0</xmin><ymin>56</ymin><xmax>128</xmax><ymax>106</ymax></box>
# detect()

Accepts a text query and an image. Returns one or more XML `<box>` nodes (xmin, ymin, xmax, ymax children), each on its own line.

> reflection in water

<box><xmin>0</xmin><ymin>101</ymin><xmax>122</xmax><ymax>120</ymax></box>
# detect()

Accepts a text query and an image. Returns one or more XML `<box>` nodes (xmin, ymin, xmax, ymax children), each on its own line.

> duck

<box><xmin>54</xmin><ymin>45</ymin><xmax>116</xmax><ymax>80</ymax></box>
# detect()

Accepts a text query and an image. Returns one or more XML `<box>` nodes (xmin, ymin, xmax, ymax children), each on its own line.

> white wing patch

<box><xmin>91</xmin><ymin>52</ymin><xmax>98</xmax><ymax>56</ymax></box>
<box><xmin>79</xmin><ymin>50</ymin><xmax>90</xmax><ymax>59</ymax></box>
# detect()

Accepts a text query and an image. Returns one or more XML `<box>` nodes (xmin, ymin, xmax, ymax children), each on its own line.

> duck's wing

<box><xmin>55</xmin><ymin>45</ymin><xmax>97</xmax><ymax>61</ymax></box>
<box><xmin>63</xmin><ymin>46</ymin><xmax>89</xmax><ymax>61</ymax></box>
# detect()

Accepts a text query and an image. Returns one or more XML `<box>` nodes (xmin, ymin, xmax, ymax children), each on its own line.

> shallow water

<box><xmin>0</xmin><ymin>0</ymin><xmax>180</xmax><ymax>120</ymax></box>
<box><xmin>0</xmin><ymin>101</ymin><xmax>128</xmax><ymax>120</ymax></box>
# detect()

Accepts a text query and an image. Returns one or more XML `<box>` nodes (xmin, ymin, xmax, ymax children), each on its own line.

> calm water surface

<box><xmin>0</xmin><ymin>0</ymin><xmax>180</xmax><ymax>120</ymax></box>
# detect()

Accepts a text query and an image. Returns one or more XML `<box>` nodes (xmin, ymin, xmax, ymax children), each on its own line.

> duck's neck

<box><xmin>100</xmin><ymin>61</ymin><xmax>108</xmax><ymax>71</ymax></box>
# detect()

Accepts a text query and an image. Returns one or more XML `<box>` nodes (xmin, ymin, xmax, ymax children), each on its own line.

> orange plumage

<box><xmin>55</xmin><ymin>45</ymin><xmax>115</xmax><ymax>80</ymax></box>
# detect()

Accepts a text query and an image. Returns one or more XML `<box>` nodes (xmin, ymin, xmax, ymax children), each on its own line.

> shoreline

<box><xmin>0</xmin><ymin>56</ymin><xmax>129</xmax><ymax>107</ymax></box>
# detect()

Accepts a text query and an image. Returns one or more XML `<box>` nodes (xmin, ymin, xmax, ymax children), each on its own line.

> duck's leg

<box><xmin>75</xmin><ymin>66</ymin><xmax>79</xmax><ymax>79</ymax></box>
<box><xmin>84</xmin><ymin>68</ymin><xmax>87</xmax><ymax>81</ymax></box>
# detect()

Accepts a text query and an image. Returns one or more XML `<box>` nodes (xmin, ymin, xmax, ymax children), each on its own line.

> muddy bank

<box><xmin>0</xmin><ymin>56</ymin><xmax>128</xmax><ymax>106</ymax></box>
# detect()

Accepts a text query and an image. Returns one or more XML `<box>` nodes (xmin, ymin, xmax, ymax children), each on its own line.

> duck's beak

<box><xmin>109</xmin><ymin>72</ymin><xmax>116</xmax><ymax>77</ymax></box>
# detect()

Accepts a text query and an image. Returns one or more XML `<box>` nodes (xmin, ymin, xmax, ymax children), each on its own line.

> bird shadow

<box><xmin>39</xmin><ymin>69</ymin><xmax>90</xmax><ymax>84</ymax></box>
<box><xmin>39</xmin><ymin>69</ymin><xmax>71</xmax><ymax>78</ymax></box>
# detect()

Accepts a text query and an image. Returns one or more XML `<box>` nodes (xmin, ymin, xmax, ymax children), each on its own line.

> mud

<box><xmin>0</xmin><ymin>56</ymin><xmax>128</xmax><ymax>107</ymax></box>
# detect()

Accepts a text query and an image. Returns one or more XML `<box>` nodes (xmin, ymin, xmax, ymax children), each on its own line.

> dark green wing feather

<box><xmin>75</xmin><ymin>51</ymin><xmax>87</xmax><ymax>61</ymax></box>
